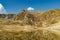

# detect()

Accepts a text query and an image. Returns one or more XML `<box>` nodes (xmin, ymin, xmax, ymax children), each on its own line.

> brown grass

<box><xmin>0</xmin><ymin>9</ymin><xmax>60</xmax><ymax>40</ymax></box>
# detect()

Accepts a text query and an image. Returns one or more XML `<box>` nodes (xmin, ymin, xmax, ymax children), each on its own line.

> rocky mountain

<box><xmin>13</xmin><ymin>10</ymin><xmax>37</xmax><ymax>25</ymax></box>
<box><xmin>0</xmin><ymin>4</ymin><xmax>7</xmax><ymax>14</ymax></box>
<box><xmin>0</xmin><ymin>4</ymin><xmax>14</xmax><ymax>19</ymax></box>
<box><xmin>0</xmin><ymin>9</ymin><xmax>60</xmax><ymax>27</ymax></box>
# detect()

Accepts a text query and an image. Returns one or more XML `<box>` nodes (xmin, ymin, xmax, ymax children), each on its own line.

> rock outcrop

<box><xmin>13</xmin><ymin>10</ymin><xmax>37</xmax><ymax>25</ymax></box>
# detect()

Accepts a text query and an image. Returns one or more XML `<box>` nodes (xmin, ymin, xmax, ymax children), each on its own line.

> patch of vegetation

<box><xmin>0</xmin><ymin>30</ymin><xmax>59</xmax><ymax>40</ymax></box>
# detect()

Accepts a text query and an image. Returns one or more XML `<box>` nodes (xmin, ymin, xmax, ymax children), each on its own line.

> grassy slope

<box><xmin>0</xmin><ymin>9</ymin><xmax>60</xmax><ymax>40</ymax></box>
<box><xmin>0</xmin><ymin>24</ymin><xmax>60</xmax><ymax>40</ymax></box>
<box><xmin>0</xmin><ymin>21</ymin><xmax>60</xmax><ymax>40</ymax></box>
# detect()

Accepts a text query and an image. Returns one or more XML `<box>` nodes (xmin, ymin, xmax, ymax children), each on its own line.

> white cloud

<box><xmin>27</xmin><ymin>7</ymin><xmax>34</xmax><ymax>11</ymax></box>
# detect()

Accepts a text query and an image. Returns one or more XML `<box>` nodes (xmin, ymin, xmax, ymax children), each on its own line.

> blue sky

<box><xmin>0</xmin><ymin>0</ymin><xmax>60</xmax><ymax>14</ymax></box>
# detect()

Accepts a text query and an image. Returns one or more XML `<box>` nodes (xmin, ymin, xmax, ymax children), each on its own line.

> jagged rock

<box><xmin>13</xmin><ymin>10</ymin><xmax>37</xmax><ymax>25</ymax></box>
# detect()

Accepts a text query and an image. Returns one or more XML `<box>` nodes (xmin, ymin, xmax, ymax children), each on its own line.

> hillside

<box><xmin>0</xmin><ymin>9</ymin><xmax>60</xmax><ymax>40</ymax></box>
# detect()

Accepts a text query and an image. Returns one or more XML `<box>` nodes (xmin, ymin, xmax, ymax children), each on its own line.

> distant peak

<box><xmin>0</xmin><ymin>3</ymin><xmax>8</xmax><ymax>14</ymax></box>
<box><xmin>0</xmin><ymin>4</ymin><xmax>3</xmax><ymax>9</ymax></box>
<box><xmin>54</xmin><ymin>8</ymin><xmax>60</xmax><ymax>10</ymax></box>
